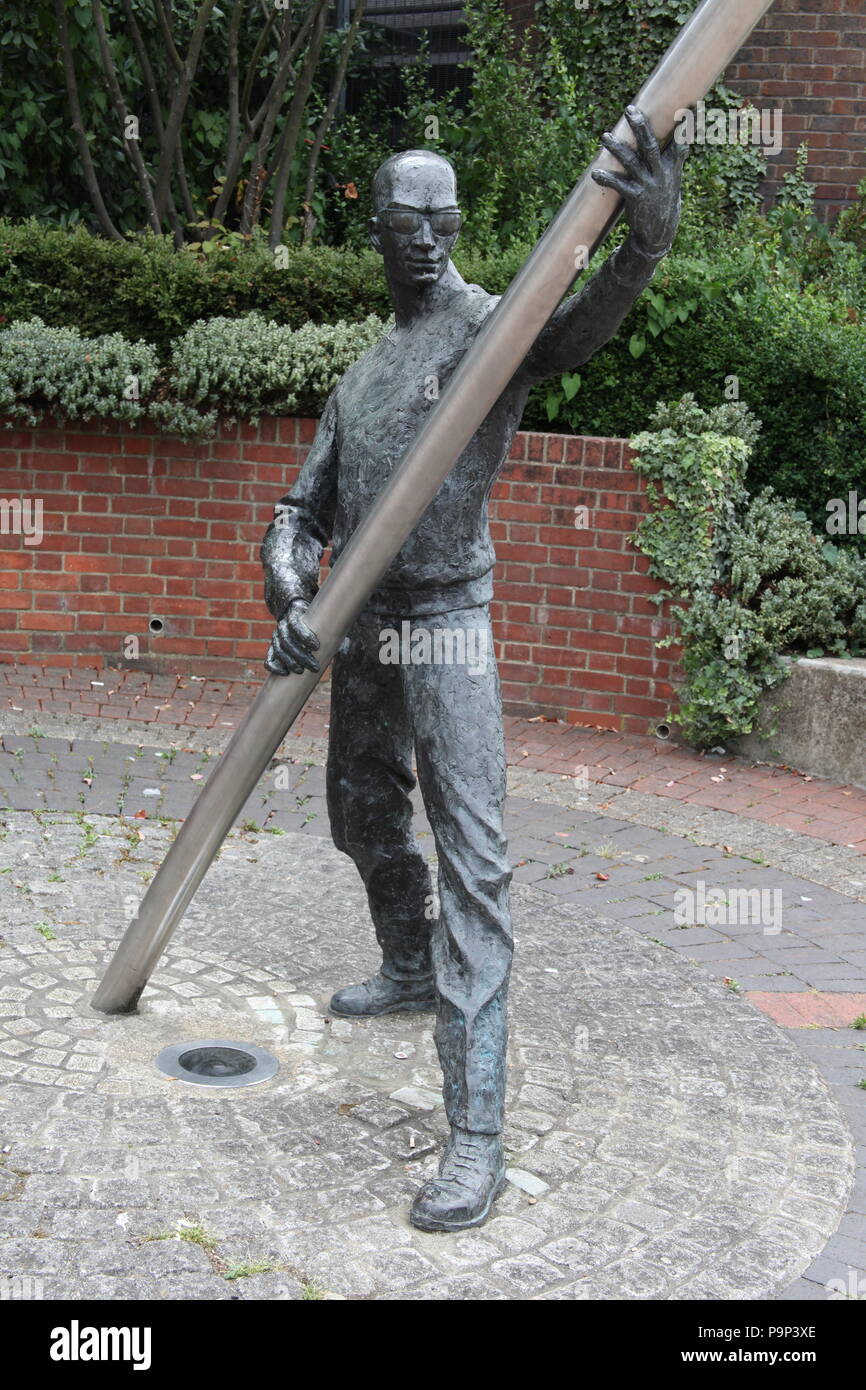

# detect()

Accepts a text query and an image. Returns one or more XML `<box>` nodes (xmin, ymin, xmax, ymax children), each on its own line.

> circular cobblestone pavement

<box><xmin>0</xmin><ymin>814</ymin><xmax>855</xmax><ymax>1300</ymax></box>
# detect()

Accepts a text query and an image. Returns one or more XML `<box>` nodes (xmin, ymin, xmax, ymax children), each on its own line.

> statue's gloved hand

<box><xmin>265</xmin><ymin>599</ymin><xmax>321</xmax><ymax>677</ymax></box>
<box><xmin>591</xmin><ymin>104</ymin><xmax>690</xmax><ymax>257</ymax></box>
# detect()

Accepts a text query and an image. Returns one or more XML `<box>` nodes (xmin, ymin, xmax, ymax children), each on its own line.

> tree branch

<box><xmin>53</xmin><ymin>0</ymin><xmax>122</xmax><ymax>239</ymax></box>
<box><xmin>267</xmin><ymin>0</ymin><xmax>330</xmax><ymax>246</ymax></box>
<box><xmin>211</xmin><ymin>5</ymin><xmax>281</xmax><ymax>227</ymax></box>
<box><xmin>120</xmin><ymin>0</ymin><xmax>164</xmax><ymax>136</ymax></box>
<box><xmin>238</xmin><ymin>0</ymin><xmax>329</xmax><ymax>235</ymax></box>
<box><xmin>153</xmin><ymin>0</ymin><xmax>183</xmax><ymax>75</ymax></box>
<box><xmin>239</xmin><ymin>9</ymin><xmax>277</xmax><ymax>140</ymax></box>
<box><xmin>152</xmin><ymin>0</ymin><xmax>218</xmax><ymax>221</ymax></box>
<box><xmin>239</xmin><ymin>15</ymin><xmax>297</xmax><ymax>233</ymax></box>
<box><xmin>91</xmin><ymin>0</ymin><xmax>162</xmax><ymax>233</ymax></box>
<box><xmin>250</xmin><ymin>2</ymin><xmax>318</xmax><ymax>135</ymax></box>
<box><xmin>302</xmin><ymin>0</ymin><xmax>367</xmax><ymax>245</ymax></box>
<box><xmin>225</xmin><ymin>0</ymin><xmax>246</xmax><ymax>176</ymax></box>
<box><xmin>120</xmin><ymin>0</ymin><xmax>197</xmax><ymax>230</ymax></box>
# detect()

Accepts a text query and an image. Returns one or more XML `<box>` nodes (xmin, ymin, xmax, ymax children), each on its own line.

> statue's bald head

<box><xmin>369</xmin><ymin>149</ymin><xmax>461</xmax><ymax>290</ymax></box>
<box><xmin>372</xmin><ymin>149</ymin><xmax>458</xmax><ymax>214</ymax></box>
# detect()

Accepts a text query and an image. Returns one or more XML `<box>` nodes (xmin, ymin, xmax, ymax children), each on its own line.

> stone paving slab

<box><xmin>0</xmin><ymin>812</ymin><xmax>857</xmax><ymax>1301</ymax></box>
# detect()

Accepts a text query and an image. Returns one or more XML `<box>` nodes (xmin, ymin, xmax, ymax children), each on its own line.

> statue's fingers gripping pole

<box><xmin>93</xmin><ymin>0</ymin><xmax>777</xmax><ymax>1014</ymax></box>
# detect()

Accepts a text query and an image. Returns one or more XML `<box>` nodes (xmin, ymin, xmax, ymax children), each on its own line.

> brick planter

<box><xmin>0</xmin><ymin>417</ymin><xmax>681</xmax><ymax>733</ymax></box>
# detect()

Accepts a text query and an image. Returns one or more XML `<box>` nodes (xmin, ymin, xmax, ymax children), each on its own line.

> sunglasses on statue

<box><xmin>379</xmin><ymin>207</ymin><xmax>462</xmax><ymax>236</ymax></box>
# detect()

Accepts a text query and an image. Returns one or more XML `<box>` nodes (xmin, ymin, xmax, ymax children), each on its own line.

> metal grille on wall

<box><xmin>345</xmin><ymin>0</ymin><xmax>473</xmax><ymax>115</ymax></box>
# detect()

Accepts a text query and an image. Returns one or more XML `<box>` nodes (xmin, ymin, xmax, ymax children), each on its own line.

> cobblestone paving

<box><xmin>0</xmin><ymin>813</ymin><xmax>857</xmax><ymax>1301</ymax></box>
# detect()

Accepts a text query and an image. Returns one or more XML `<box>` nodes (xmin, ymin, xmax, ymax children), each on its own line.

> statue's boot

<box><xmin>329</xmin><ymin>970</ymin><xmax>436</xmax><ymax>1017</ymax></box>
<box><xmin>409</xmin><ymin>1127</ymin><xmax>505</xmax><ymax>1232</ymax></box>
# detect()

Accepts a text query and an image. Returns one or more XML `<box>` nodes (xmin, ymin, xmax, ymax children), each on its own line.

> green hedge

<box><xmin>0</xmin><ymin>219</ymin><xmax>528</xmax><ymax>358</ymax></box>
<box><xmin>2</xmin><ymin>213</ymin><xmax>865</xmax><ymax>538</ymax></box>
<box><xmin>0</xmin><ymin>222</ymin><xmax>390</xmax><ymax>355</ymax></box>
<box><xmin>527</xmin><ymin>239</ymin><xmax>866</xmax><ymax>540</ymax></box>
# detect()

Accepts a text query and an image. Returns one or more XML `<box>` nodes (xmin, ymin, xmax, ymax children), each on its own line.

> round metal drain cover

<box><xmin>154</xmin><ymin>1039</ymin><xmax>279</xmax><ymax>1088</ymax></box>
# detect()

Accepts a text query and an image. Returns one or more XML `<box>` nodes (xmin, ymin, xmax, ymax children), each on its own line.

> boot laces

<box><xmin>442</xmin><ymin>1135</ymin><xmax>493</xmax><ymax>1188</ymax></box>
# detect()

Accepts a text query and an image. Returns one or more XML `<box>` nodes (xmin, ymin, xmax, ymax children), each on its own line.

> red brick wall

<box><xmin>0</xmin><ymin>417</ymin><xmax>680</xmax><ymax>733</ymax></box>
<box><xmin>726</xmin><ymin>0</ymin><xmax>866</xmax><ymax>214</ymax></box>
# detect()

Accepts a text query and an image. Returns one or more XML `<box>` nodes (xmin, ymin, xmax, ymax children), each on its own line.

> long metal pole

<box><xmin>93</xmin><ymin>0</ymin><xmax>777</xmax><ymax>1014</ymax></box>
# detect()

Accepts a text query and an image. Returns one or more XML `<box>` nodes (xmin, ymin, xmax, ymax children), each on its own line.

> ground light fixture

<box><xmin>154</xmin><ymin>1039</ymin><xmax>279</xmax><ymax>1088</ymax></box>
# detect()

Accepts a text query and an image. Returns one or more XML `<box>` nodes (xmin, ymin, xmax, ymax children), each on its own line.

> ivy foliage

<box><xmin>630</xmin><ymin>397</ymin><xmax>866</xmax><ymax>748</ymax></box>
<box><xmin>534</xmin><ymin>0</ymin><xmax>693</xmax><ymax>129</ymax></box>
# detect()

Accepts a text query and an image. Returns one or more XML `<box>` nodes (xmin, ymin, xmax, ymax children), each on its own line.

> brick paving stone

<box><xmin>5</xmin><ymin>661</ymin><xmax>866</xmax><ymax>850</ymax></box>
<box><xmin>746</xmin><ymin>992</ymin><xmax>866</xmax><ymax>1028</ymax></box>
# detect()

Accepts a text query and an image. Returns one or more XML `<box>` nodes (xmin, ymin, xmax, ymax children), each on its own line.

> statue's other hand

<box><xmin>265</xmin><ymin>599</ymin><xmax>321</xmax><ymax>677</ymax></box>
<box><xmin>591</xmin><ymin>104</ymin><xmax>690</xmax><ymax>257</ymax></box>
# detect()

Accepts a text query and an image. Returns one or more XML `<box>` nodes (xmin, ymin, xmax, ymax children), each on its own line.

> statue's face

<box><xmin>370</xmin><ymin>155</ymin><xmax>461</xmax><ymax>288</ymax></box>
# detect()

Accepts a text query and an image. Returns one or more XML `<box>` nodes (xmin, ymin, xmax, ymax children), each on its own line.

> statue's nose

<box><xmin>414</xmin><ymin>218</ymin><xmax>436</xmax><ymax>247</ymax></box>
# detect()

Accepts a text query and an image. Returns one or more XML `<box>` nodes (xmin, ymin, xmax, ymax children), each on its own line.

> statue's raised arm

<box><xmin>519</xmin><ymin>106</ymin><xmax>689</xmax><ymax>386</ymax></box>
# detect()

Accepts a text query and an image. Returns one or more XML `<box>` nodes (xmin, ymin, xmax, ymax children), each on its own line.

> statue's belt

<box><xmin>361</xmin><ymin>571</ymin><xmax>495</xmax><ymax>619</ymax></box>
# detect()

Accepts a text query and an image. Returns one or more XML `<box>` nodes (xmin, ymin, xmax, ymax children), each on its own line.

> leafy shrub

<box><xmin>630</xmin><ymin>397</ymin><xmax>866</xmax><ymax>747</ymax></box>
<box><xmin>0</xmin><ymin>313</ymin><xmax>386</xmax><ymax>440</ymax></box>
<box><xmin>154</xmin><ymin>312</ymin><xmax>386</xmax><ymax>436</ymax></box>
<box><xmin>0</xmin><ymin>318</ymin><xmax>158</xmax><ymax>426</ymax></box>
<box><xmin>532</xmin><ymin>237</ymin><xmax>866</xmax><ymax>540</ymax></box>
<box><xmin>0</xmin><ymin>221</ymin><xmax>392</xmax><ymax>354</ymax></box>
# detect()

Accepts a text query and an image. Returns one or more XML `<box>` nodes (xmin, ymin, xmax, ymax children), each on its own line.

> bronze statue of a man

<box><xmin>261</xmin><ymin>109</ymin><xmax>687</xmax><ymax>1231</ymax></box>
